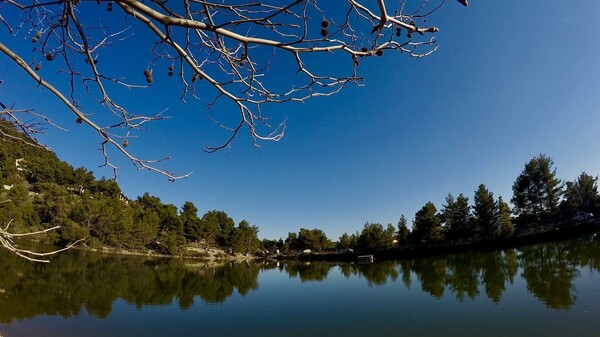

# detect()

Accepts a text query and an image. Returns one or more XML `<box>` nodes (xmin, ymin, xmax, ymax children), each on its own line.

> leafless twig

<box><xmin>0</xmin><ymin>0</ymin><xmax>465</xmax><ymax>180</ymax></box>
<box><xmin>0</xmin><ymin>200</ymin><xmax>84</xmax><ymax>262</ymax></box>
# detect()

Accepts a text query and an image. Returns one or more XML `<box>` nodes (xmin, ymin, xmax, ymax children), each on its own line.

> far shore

<box><xmin>277</xmin><ymin>219</ymin><xmax>600</xmax><ymax>263</ymax></box>
<box><xmin>50</xmin><ymin>219</ymin><xmax>600</xmax><ymax>264</ymax></box>
<box><xmin>68</xmin><ymin>243</ymin><xmax>256</xmax><ymax>263</ymax></box>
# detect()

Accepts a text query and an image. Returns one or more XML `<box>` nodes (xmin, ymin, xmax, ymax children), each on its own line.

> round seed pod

<box><xmin>123</xmin><ymin>139</ymin><xmax>129</xmax><ymax>147</ymax></box>
<box><xmin>320</xmin><ymin>28</ymin><xmax>329</xmax><ymax>37</ymax></box>
<box><xmin>146</xmin><ymin>76</ymin><xmax>153</xmax><ymax>84</ymax></box>
<box><xmin>168</xmin><ymin>71</ymin><xmax>174</xmax><ymax>77</ymax></box>
<box><xmin>45</xmin><ymin>53</ymin><xmax>55</xmax><ymax>61</ymax></box>
<box><xmin>35</xmin><ymin>63</ymin><xmax>41</xmax><ymax>71</ymax></box>
<box><xmin>321</xmin><ymin>20</ymin><xmax>329</xmax><ymax>28</ymax></box>
<box><xmin>361</xmin><ymin>47</ymin><xmax>368</xmax><ymax>53</ymax></box>
<box><xmin>107</xmin><ymin>2</ymin><xmax>112</xmax><ymax>11</ymax></box>
<box><xmin>192</xmin><ymin>73</ymin><xmax>199</xmax><ymax>82</ymax></box>
<box><xmin>32</xmin><ymin>37</ymin><xmax>38</xmax><ymax>43</ymax></box>
<box><xmin>376</xmin><ymin>50</ymin><xmax>383</xmax><ymax>56</ymax></box>
<box><xmin>36</xmin><ymin>32</ymin><xmax>42</xmax><ymax>39</ymax></box>
<box><xmin>76</xmin><ymin>117</ymin><xmax>83</xmax><ymax>124</ymax></box>
<box><xmin>168</xmin><ymin>65</ymin><xmax>174</xmax><ymax>71</ymax></box>
<box><xmin>143</xmin><ymin>69</ymin><xmax>151</xmax><ymax>77</ymax></box>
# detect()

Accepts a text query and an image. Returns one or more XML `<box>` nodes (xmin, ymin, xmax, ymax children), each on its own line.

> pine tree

<box><xmin>562</xmin><ymin>172</ymin><xmax>599</xmax><ymax>217</ymax></box>
<box><xmin>396</xmin><ymin>215</ymin><xmax>411</xmax><ymax>247</ymax></box>
<box><xmin>512</xmin><ymin>154</ymin><xmax>563</xmax><ymax>224</ymax></box>
<box><xmin>443</xmin><ymin>193</ymin><xmax>473</xmax><ymax>242</ymax></box>
<box><xmin>473</xmin><ymin>184</ymin><xmax>498</xmax><ymax>239</ymax></box>
<box><xmin>181</xmin><ymin>201</ymin><xmax>202</xmax><ymax>242</ymax></box>
<box><xmin>411</xmin><ymin>202</ymin><xmax>442</xmax><ymax>245</ymax></box>
<box><xmin>497</xmin><ymin>196</ymin><xmax>513</xmax><ymax>237</ymax></box>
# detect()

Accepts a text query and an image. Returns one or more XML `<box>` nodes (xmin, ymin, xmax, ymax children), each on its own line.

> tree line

<box><xmin>0</xmin><ymin>120</ymin><xmax>259</xmax><ymax>256</ymax></box>
<box><xmin>2</xmin><ymin>119</ymin><xmax>599</xmax><ymax>256</ymax></box>
<box><xmin>280</xmin><ymin>154</ymin><xmax>600</xmax><ymax>253</ymax></box>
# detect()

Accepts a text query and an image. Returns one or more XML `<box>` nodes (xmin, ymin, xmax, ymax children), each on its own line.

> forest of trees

<box><xmin>0</xmin><ymin>120</ymin><xmax>260</xmax><ymax>256</ymax></box>
<box><xmin>334</xmin><ymin>154</ymin><xmax>600</xmax><ymax>252</ymax></box>
<box><xmin>2</xmin><ymin>119</ymin><xmax>600</xmax><ymax>257</ymax></box>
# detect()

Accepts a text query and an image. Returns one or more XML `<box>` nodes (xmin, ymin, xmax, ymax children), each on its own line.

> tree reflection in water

<box><xmin>0</xmin><ymin>234</ymin><xmax>598</xmax><ymax>322</ymax></box>
<box><xmin>0</xmin><ymin>250</ymin><xmax>260</xmax><ymax>322</ymax></box>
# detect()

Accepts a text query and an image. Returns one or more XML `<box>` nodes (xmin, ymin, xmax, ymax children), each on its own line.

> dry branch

<box><xmin>0</xmin><ymin>200</ymin><xmax>84</xmax><ymax>262</ymax></box>
<box><xmin>0</xmin><ymin>0</ymin><xmax>465</xmax><ymax>180</ymax></box>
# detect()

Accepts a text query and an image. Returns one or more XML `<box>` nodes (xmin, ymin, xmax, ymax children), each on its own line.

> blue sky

<box><xmin>2</xmin><ymin>0</ymin><xmax>600</xmax><ymax>240</ymax></box>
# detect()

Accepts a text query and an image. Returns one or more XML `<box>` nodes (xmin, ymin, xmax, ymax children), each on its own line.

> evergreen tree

<box><xmin>444</xmin><ymin>193</ymin><xmax>474</xmax><ymax>242</ymax></box>
<box><xmin>231</xmin><ymin>220</ymin><xmax>260</xmax><ymax>254</ymax></box>
<box><xmin>411</xmin><ymin>202</ymin><xmax>442</xmax><ymax>245</ymax></box>
<box><xmin>474</xmin><ymin>184</ymin><xmax>498</xmax><ymax>239</ymax></box>
<box><xmin>561</xmin><ymin>172</ymin><xmax>599</xmax><ymax>217</ymax></box>
<box><xmin>358</xmin><ymin>223</ymin><xmax>396</xmax><ymax>251</ymax></box>
<box><xmin>284</xmin><ymin>232</ymin><xmax>299</xmax><ymax>252</ymax></box>
<box><xmin>338</xmin><ymin>233</ymin><xmax>352</xmax><ymax>249</ymax></box>
<box><xmin>441</xmin><ymin>194</ymin><xmax>457</xmax><ymax>238</ymax></box>
<box><xmin>297</xmin><ymin>228</ymin><xmax>333</xmax><ymax>252</ymax></box>
<box><xmin>180</xmin><ymin>201</ymin><xmax>202</xmax><ymax>242</ymax></box>
<box><xmin>396</xmin><ymin>215</ymin><xmax>411</xmax><ymax>247</ymax></box>
<box><xmin>200</xmin><ymin>210</ymin><xmax>234</xmax><ymax>246</ymax></box>
<box><xmin>130</xmin><ymin>199</ymin><xmax>160</xmax><ymax>248</ymax></box>
<box><xmin>157</xmin><ymin>204</ymin><xmax>186</xmax><ymax>254</ymax></box>
<box><xmin>512</xmin><ymin>154</ymin><xmax>563</xmax><ymax>224</ymax></box>
<box><xmin>497</xmin><ymin>196</ymin><xmax>513</xmax><ymax>237</ymax></box>
<box><xmin>455</xmin><ymin>193</ymin><xmax>474</xmax><ymax>239</ymax></box>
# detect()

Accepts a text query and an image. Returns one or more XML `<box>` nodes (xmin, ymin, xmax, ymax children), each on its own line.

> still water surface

<box><xmin>1</xmin><ymin>234</ymin><xmax>599</xmax><ymax>337</ymax></box>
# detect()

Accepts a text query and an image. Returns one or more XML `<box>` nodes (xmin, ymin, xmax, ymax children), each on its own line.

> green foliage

<box><xmin>91</xmin><ymin>178</ymin><xmax>122</xmax><ymax>199</ymax></box>
<box><xmin>200</xmin><ymin>210</ymin><xmax>234</xmax><ymax>246</ymax></box>
<box><xmin>181</xmin><ymin>201</ymin><xmax>202</xmax><ymax>242</ymax></box>
<box><xmin>261</xmin><ymin>238</ymin><xmax>282</xmax><ymax>253</ymax></box>
<box><xmin>473</xmin><ymin>184</ymin><xmax>498</xmax><ymax>239</ymax></box>
<box><xmin>34</xmin><ymin>182</ymin><xmax>75</xmax><ymax>227</ymax></box>
<box><xmin>396</xmin><ymin>215</ymin><xmax>411</xmax><ymax>247</ymax></box>
<box><xmin>298</xmin><ymin>228</ymin><xmax>333</xmax><ymax>252</ymax></box>
<box><xmin>0</xmin><ymin>119</ymin><xmax>594</xmax><ymax>256</ymax></box>
<box><xmin>58</xmin><ymin>219</ymin><xmax>90</xmax><ymax>244</ymax></box>
<box><xmin>130</xmin><ymin>200</ymin><xmax>160</xmax><ymax>248</ymax></box>
<box><xmin>561</xmin><ymin>172</ymin><xmax>600</xmax><ymax>218</ymax></box>
<box><xmin>358</xmin><ymin>222</ymin><xmax>396</xmax><ymax>251</ymax></box>
<box><xmin>442</xmin><ymin>193</ymin><xmax>474</xmax><ymax>242</ymax></box>
<box><xmin>284</xmin><ymin>228</ymin><xmax>333</xmax><ymax>252</ymax></box>
<box><xmin>231</xmin><ymin>220</ymin><xmax>260</xmax><ymax>254</ymax></box>
<box><xmin>411</xmin><ymin>202</ymin><xmax>442</xmax><ymax>245</ymax></box>
<box><xmin>338</xmin><ymin>233</ymin><xmax>353</xmax><ymax>249</ymax></box>
<box><xmin>512</xmin><ymin>154</ymin><xmax>563</xmax><ymax>225</ymax></box>
<box><xmin>497</xmin><ymin>196</ymin><xmax>513</xmax><ymax>237</ymax></box>
<box><xmin>284</xmin><ymin>232</ymin><xmax>298</xmax><ymax>252</ymax></box>
<box><xmin>157</xmin><ymin>230</ymin><xmax>185</xmax><ymax>255</ymax></box>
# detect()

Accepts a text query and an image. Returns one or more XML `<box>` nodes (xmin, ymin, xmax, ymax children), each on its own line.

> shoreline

<box><xmin>69</xmin><ymin>243</ymin><xmax>256</xmax><ymax>263</ymax></box>
<box><xmin>54</xmin><ymin>219</ymin><xmax>600</xmax><ymax>264</ymax></box>
<box><xmin>279</xmin><ymin>219</ymin><xmax>600</xmax><ymax>262</ymax></box>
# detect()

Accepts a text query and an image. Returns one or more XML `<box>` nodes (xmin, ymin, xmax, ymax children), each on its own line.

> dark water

<box><xmin>1</xmin><ymin>234</ymin><xmax>599</xmax><ymax>337</ymax></box>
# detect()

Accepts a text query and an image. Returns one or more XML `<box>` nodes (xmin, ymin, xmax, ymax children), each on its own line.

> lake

<box><xmin>1</xmin><ymin>234</ymin><xmax>599</xmax><ymax>337</ymax></box>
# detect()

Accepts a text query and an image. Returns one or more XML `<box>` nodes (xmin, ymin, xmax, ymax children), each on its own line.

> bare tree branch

<box><xmin>0</xmin><ymin>0</ymin><xmax>465</xmax><ymax>180</ymax></box>
<box><xmin>0</xmin><ymin>200</ymin><xmax>84</xmax><ymax>263</ymax></box>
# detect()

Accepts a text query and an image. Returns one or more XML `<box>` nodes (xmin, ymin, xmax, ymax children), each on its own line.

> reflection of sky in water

<box><xmin>1</xmin><ymin>242</ymin><xmax>600</xmax><ymax>337</ymax></box>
